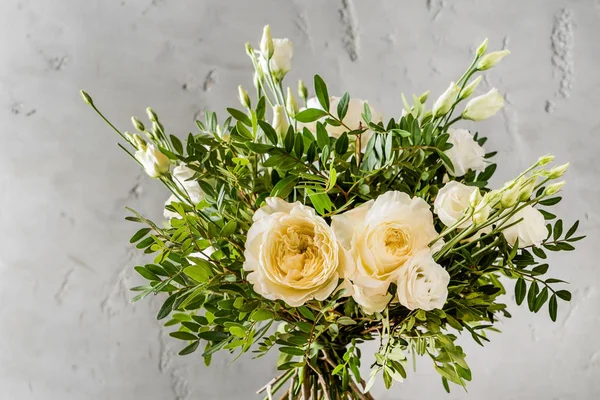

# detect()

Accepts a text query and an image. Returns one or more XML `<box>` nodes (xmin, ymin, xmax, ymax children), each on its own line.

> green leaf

<box><xmin>294</xmin><ymin>133</ymin><xmax>304</xmax><ymax>156</ymax></box>
<box><xmin>298</xmin><ymin>306</ymin><xmax>315</xmax><ymax>320</ymax></box>
<box><xmin>170</xmin><ymin>135</ymin><xmax>184</xmax><ymax>155</ymax></box>
<box><xmin>316</xmin><ymin>122</ymin><xmax>329</xmax><ymax>149</ymax></box>
<box><xmin>337</xmin><ymin>316</ymin><xmax>357</xmax><ymax>326</ymax></box>
<box><xmin>527</xmin><ymin>281</ymin><xmax>539</xmax><ymax>312</ymax></box>
<box><xmin>134</xmin><ymin>266</ymin><xmax>159</xmax><ymax>281</ymax></box>
<box><xmin>250</xmin><ymin>309</ymin><xmax>274</xmax><ymax>322</ymax></box>
<box><xmin>245</xmin><ymin>142</ymin><xmax>273</xmax><ymax>153</ymax></box>
<box><xmin>539</xmin><ymin>197</ymin><xmax>562</xmax><ymax>206</ymax></box>
<box><xmin>314</xmin><ymin>75</ymin><xmax>330</xmax><ymax>111</ymax></box>
<box><xmin>258</xmin><ymin>120</ymin><xmax>278</xmax><ymax>145</ymax></box>
<box><xmin>227</xmin><ymin>108</ymin><xmax>251</xmax><ymax>126</ymax></box>
<box><xmin>284</xmin><ymin>128</ymin><xmax>295</xmax><ymax>153</ymax></box>
<box><xmin>170</xmin><ymin>331</ymin><xmax>198</xmax><ymax>341</ymax></box>
<box><xmin>549</xmin><ymin>294</ymin><xmax>558</xmax><ymax>322</ymax></box>
<box><xmin>157</xmin><ymin>293</ymin><xmax>177</xmax><ymax>320</ymax></box>
<box><xmin>220</xmin><ymin>220</ymin><xmax>237</xmax><ymax>237</ymax></box>
<box><xmin>197</xmin><ymin>331</ymin><xmax>229</xmax><ymax>342</ymax></box>
<box><xmin>271</xmin><ymin>176</ymin><xmax>298</xmax><ymax>199</ymax></box>
<box><xmin>295</xmin><ymin>108</ymin><xmax>328</xmax><ymax>123</ymax></box>
<box><xmin>335</xmin><ymin>132</ymin><xmax>349</xmax><ymax>155</ymax></box>
<box><xmin>436</xmin><ymin>149</ymin><xmax>455</xmax><ymax>174</ymax></box>
<box><xmin>184</xmin><ymin>264</ymin><xmax>212</xmax><ymax>283</ymax></box>
<box><xmin>337</xmin><ymin>92</ymin><xmax>350</xmax><ymax>120</ymax></box>
<box><xmin>178</xmin><ymin>340</ymin><xmax>200</xmax><ymax>355</ymax></box>
<box><xmin>534</xmin><ymin>287</ymin><xmax>549</xmax><ymax>312</ymax></box>
<box><xmin>556</xmin><ymin>290</ymin><xmax>571</xmax><ymax>301</ymax></box>
<box><xmin>279</xmin><ymin>346</ymin><xmax>305</xmax><ymax>356</ymax></box>
<box><xmin>553</xmin><ymin>219</ymin><xmax>563</xmax><ymax>241</ymax></box>
<box><xmin>565</xmin><ymin>220</ymin><xmax>579</xmax><ymax>239</ymax></box>
<box><xmin>515</xmin><ymin>278</ymin><xmax>526</xmax><ymax>305</ymax></box>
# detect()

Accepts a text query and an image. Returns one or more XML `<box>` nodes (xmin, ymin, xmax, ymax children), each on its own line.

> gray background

<box><xmin>1</xmin><ymin>0</ymin><xmax>599</xmax><ymax>399</ymax></box>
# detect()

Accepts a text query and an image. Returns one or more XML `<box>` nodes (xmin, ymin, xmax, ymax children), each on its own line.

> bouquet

<box><xmin>82</xmin><ymin>26</ymin><xmax>583</xmax><ymax>399</ymax></box>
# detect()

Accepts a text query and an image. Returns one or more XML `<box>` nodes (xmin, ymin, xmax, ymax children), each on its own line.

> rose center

<box><xmin>277</xmin><ymin>228</ymin><xmax>320</xmax><ymax>283</ymax></box>
<box><xmin>384</xmin><ymin>227</ymin><xmax>411</xmax><ymax>256</ymax></box>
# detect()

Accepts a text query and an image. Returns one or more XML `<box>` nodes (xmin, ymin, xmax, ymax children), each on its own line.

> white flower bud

<box><xmin>432</xmin><ymin>82</ymin><xmax>460</xmax><ymax>117</ymax></box>
<box><xmin>544</xmin><ymin>181</ymin><xmax>566</xmax><ymax>196</ymax></box>
<box><xmin>469</xmin><ymin>188</ymin><xmax>483</xmax><ymax>208</ymax></box>
<box><xmin>135</xmin><ymin>144</ymin><xmax>170</xmax><ymax>178</ymax></box>
<box><xmin>131</xmin><ymin>116</ymin><xmax>145</xmax><ymax>132</ymax></box>
<box><xmin>547</xmin><ymin>162</ymin><xmax>570</xmax><ymax>179</ymax></box>
<box><xmin>253</xmin><ymin>72</ymin><xmax>262</xmax><ymax>91</ymax></box>
<box><xmin>476</xmin><ymin>50</ymin><xmax>511</xmax><ymax>71</ymax></box>
<box><xmin>418</xmin><ymin>90</ymin><xmax>430</xmax><ymax>104</ymax></box>
<box><xmin>501</xmin><ymin>182</ymin><xmax>520</xmax><ymax>208</ymax></box>
<box><xmin>245</xmin><ymin>42</ymin><xmax>254</xmax><ymax>57</ymax></box>
<box><xmin>518</xmin><ymin>176</ymin><xmax>538</xmax><ymax>201</ymax></box>
<box><xmin>238</xmin><ymin>85</ymin><xmax>250</xmax><ymax>108</ymax></box>
<box><xmin>146</xmin><ymin>107</ymin><xmax>158</xmax><ymax>123</ymax></box>
<box><xmin>286</xmin><ymin>87</ymin><xmax>299</xmax><ymax>116</ymax></box>
<box><xmin>476</xmin><ymin>38</ymin><xmax>488</xmax><ymax>57</ymax></box>
<box><xmin>473</xmin><ymin>205</ymin><xmax>490</xmax><ymax>226</ymax></box>
<box><xmin>298</xmin><ymin>80</ymin><xmax>308</xmax><ymax>100</ymax></box>
<box><xmin>462</xmin><ymin>88</ymin><xmax>504</xmax><ymax>121</ymax></box>
<box><xmin>537</xmin><ymin>154</ymin><xmax>555</xmax><ymax>166</ymax></box>
<box><xmin>130</xmin><ymin>133</ymin><xmax>146</xmax><ymax>150</ymax></box>
<box><xmin>260</xmin><ymin>25</ymin><xmax>274</xmax><ymax>58</ymax></box>
<box><xmin>459</xmin><ymin>76</ymin><xmax>482</xmax><ymax>100</ymax></box>
<box><xmin>80</xmin><ymin>90</ymin><xmax>93</xmax><ymax>105</ymax></box>
<box><xmin>272</xmin><ymin>105</ymin><xmax>288</xmax><ymax>137</ymax></box>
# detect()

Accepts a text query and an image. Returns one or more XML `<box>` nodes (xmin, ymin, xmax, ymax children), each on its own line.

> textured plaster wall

<box><xmin>0</xmin><ymin>0</ymin><xmax>599</xmax><ymax>399</ymax></box>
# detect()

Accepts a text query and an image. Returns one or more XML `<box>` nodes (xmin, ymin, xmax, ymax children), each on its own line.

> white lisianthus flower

<box><xmin>502</xmin><ymin>206</ymin><xmax>547</xmax><ymax>248</ymax></box>
<box><xmin>445</xmin><ymin>128</ymin><xmax>486</xmax><ymax>177</ymax></box>
<box><xmin>434</xmin><ymin>181</ymin><xmax>478</xmax><ymax>228</ymax></box>
<box><xmin>243</xmin><ymin>197</ymin><xmax>349</xmax><ymax>307</ymax></box>
<box><xmin>301</xmin><ymin>96</ymin><xmax>383</xmax><ymax>151</ymax></box>
<box><xmin>261</xmin><ymin>38</ymin><xmax>293</xmax><ymax>80</ymax></box>
<box><xmin>172</xmin><ymin>164</ymin><xmax>203</xmax><ymax>204</ymax></box>
<box><xmin>135</xmin><ymin>144</ymin><xmax>170</xmax><ymax>178</ymax></box>
<box><xmin>462</xmin><ymin>88</ymin><xmax>504</xmax><ymax>121</ymax></box>
<box><xmin>331</xmin><ymin>191</ymin><xmax>442</xmax><ymax>303</ymax></box>
<box><xmin>397</xmin><ymin>251</ymin><xmax>450</xmax><ymax>311</ymax></box>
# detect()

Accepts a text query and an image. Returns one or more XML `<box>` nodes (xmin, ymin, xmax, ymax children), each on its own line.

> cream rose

<box><xmin>301</xmin><ymin>96</ymin><xmax>383</xmax><ymax>151</ymax></box>
<box><xmin>502</xmin><ymin>205</ymin><xmax>547</xmax><ymax>248</ymax></box>
<box><xmin>434</xmin><ymin>181</ymin><xmax>477</xmax><ymax>227</ymax></box>
<box><xmin>243</xmin><ymin>197</ymin><xmax>347</xmax><ymax>307</ymax></box>
<box><xmin>397</xmin><ymin>251</ymin><xmax>450</xmax><ymax>311</ymax></box>
<box><xmin>445</xmin><ymin>128</ymin><xmax>486</xmax><ymax>177</ymax></box>
<box><xmin>332</xmin><ymin>191</ymin><xmax>442</xmax><ymax>305</ymax></box>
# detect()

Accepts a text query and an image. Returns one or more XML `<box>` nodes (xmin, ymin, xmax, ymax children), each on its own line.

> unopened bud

<box><xmin>476</xmin><ymin>50</ymin><xmax>511</xmax><ymax>71</ymax></box>
<box><xmin>146</xmin><ymin>107</ymin><xmax>158</xmax><ymax>123</ymax></box>
<box><xmin>418</xmin><ymin>90</ymin><xmax>430</xmax><ymax>104</ymax></box>
<box><xmin>473</xmin><ymin>206</ymin><xmax>490</xmax><ymax>226</ymax></box>
<box><xmin>476</xmin><ymin>38</ymin><xmax>488</xmax><ymax>57</ymax></box>
<box><xmin>298</xmin><ymin>80</ymin><xmax>308</xmax><ymax>100</ymax></box>
<box><xmin>547</xmin><ymin>162</ymin><xmax>570</xmax><ymax>179</ymax></box>
<box><xmin>537</xmin><ymin>154</ymin><xmax>555</xmax><ymax>166</ymax></box>
<box><xmin>286</xmin><ymin>87</ymin><xmax>299</xmax><ymax>116</ymax></box>
<box><xmin>245</xmin><ymin>42</ymin><xmax>254</xmax><ymax>57</ymax></box>
<box><xmin>432</xmin><ymin>81</ymin><xmax>460</xmax><ymax>117</ymax></box>
<box><xmin>544</xmin><ymin>181</ymin><xmax>565</xmax><ymax>196</ymax></box>
<box><xmin>80</xmin><ymin>90</ymin><xmax>93</xmax><ymax>106</ymax></box>
<box><xmin>128</xmin><ymin>132</ymin><xmax>146</xmax><ymax>150</ymax></box>
<box><xmin>460</xmin><ymin>76</ymin><xmax>482</xmax><ymax>100</ymax></box>
<box><xmin>238</xmin><ymin>85</ymin><xmax>250</xmax><ymax>108</ymax></box>
<box><xmin>260</xmin><ymin>25</ymin><xmax>274</xmax><ymax>58</ymax></box>
<box><xmin>462</xmin><ymin>88</ymin><xmax>504</xmax><ymax>121</ymax></box>
<box><xmin>272</xmin><ymin>105</ymin><xmax>288</xmax><ymax>137</ymax></box>
<box><xmin>131</xmin><ymin>116</ymin><xmax>145</xmax><ymax>132</ymax></box>
<box><xmin>501</xmin><ymin>182</ymin><xmax>520</xmax><ymax>208</ymax></box>
<box><xmin>469</xmin><ymin>188</ymin><xmax>483</xmax><ymax>208</ymax></box>
<box><xmin>518</xmin><ymin>176</ymin><xmax>538</xmax><ymax>201</ymax></box>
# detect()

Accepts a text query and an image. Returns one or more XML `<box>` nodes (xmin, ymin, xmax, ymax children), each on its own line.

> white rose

<box><xmin>261</xmin><ymin>38</ymin><xmax>293</xmax><ymax>80</ymax></box>
<box><xmin>301</xmin><ymin>96</ymin><xmax>383</xmax><ymax>151</ymax></box>
<box><xmin>331</xmin><ymin>191</ymin><xmax>442</xmax><ymax>303</ymax></box>
<box><xmin>172</xmin><ymin>164</ymin><xmax>203</xmax><ymax>204</ymax></box>
<box><xmin>397</xmin><ymin>250</ymin><xmax>450</xmax><ymax>311</ymax></box>
<box><xmin>502</xmin><ymin>206</ymin><xmax>547</xmax><ymax>248</ymax></box>
<box><xmin>445</xmin><ymin>128</ymin><xmax>486</xmax><ymax>177</ymax></box>
<box><xmin>243</xmin><ymin>197</ymin><xmax>348</xmax><ymax>307</ymax></box>
<box><xmin>434</xmin><ymin>181</ymin><xmax>477</xmax><ymax>227</ymax></box>
<box><xmin>135</xmin><ymin>144</ymin><xmax>170</xmax><ymax>178</ymax></box>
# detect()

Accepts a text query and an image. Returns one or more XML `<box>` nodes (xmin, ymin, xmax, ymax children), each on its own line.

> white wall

<box><xmin>0</xmin><ymin>1</ymin><xmax>598</xmax><ymax>399</ymax></box>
